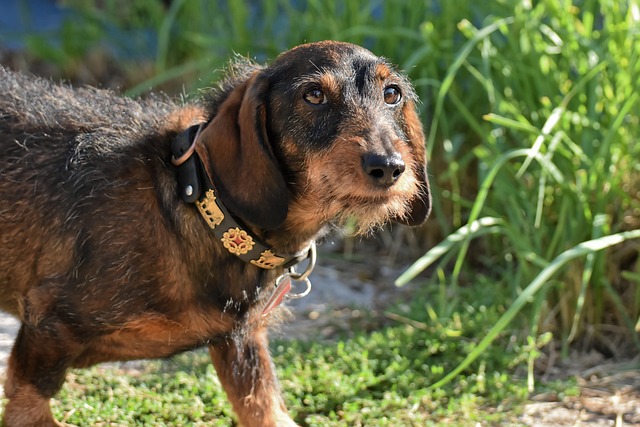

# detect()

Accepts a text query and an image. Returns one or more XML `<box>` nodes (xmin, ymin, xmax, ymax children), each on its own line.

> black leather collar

<box><xmin>171</xmin><ymin>124</ymin><xmax>309</xmax><ymax>270</ymax></box>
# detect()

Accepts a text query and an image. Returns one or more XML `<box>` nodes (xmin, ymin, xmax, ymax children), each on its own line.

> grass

<box><xmin>396</xmin><ymin>0</ymin><xmax>640</xmax><ymax>357</ymax></box>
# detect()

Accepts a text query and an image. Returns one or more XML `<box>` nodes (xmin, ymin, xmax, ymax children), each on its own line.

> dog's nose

<box><xmin>362</xmin><ymin>153</ymin><xmax>405</xmax><ymax>187</ymax></box>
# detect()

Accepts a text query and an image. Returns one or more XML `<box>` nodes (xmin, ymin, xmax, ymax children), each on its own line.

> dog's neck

<box><xmin>171</xmin><ymin>124</ymin><xmax>312</xmax><ymax>271</ymax></box>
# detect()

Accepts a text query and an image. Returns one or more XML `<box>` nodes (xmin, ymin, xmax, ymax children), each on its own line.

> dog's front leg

<box><xmin>209</xmin><ymin>327</ymin><xmax>298</xmax><ymax>427</ymax></box>
<box><xmin>3</xmin><ymin>323</ymin><xmax>78</xmax><ymax>427</ymax></box>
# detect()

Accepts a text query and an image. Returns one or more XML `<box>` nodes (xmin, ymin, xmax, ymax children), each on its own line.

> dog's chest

<box><xmin>85</xmin><ymin>307</ymin><xmax>235</xmax><ymax>362</ymax></box>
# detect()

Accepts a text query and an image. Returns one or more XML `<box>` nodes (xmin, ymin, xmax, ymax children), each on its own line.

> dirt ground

<box><xmin>521</xmin><ymin>354</ymin><xmax>640</xmax><ymax>427</ymax></box>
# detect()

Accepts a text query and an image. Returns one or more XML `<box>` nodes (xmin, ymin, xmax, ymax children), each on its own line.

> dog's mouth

<box><xmin>321</xmin><ymin>188</ymin><xmax>409</xmax><ymax>232</ymax></box>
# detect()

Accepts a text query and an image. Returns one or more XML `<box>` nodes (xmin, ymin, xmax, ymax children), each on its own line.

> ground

<box><xmin>1</xmin><ymin>252</ymin><xmax>638</xmax><ymax>426</ymax></box>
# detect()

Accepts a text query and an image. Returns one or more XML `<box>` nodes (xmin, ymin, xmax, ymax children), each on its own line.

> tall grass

<box><xmin>395</xmin><ymin>0</ymin><xmax>640</xmax><ymax>358</ymax></box>
<box><xmin>22</xmin><ymin>0</ymin><xmax>640</xmax><ymax>368</ymax></box>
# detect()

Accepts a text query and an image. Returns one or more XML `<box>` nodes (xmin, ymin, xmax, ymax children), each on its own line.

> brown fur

<box><xmin>0</xmin><ymin>41</ymin><xmax>430</xmax><ymax>426</ymax></box>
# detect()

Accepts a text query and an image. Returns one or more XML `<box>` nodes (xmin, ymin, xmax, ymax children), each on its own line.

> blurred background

<box><xmin>0</xmin><ymin>0</ymin><xmax>639</xmax><ymax>419</ymax></box>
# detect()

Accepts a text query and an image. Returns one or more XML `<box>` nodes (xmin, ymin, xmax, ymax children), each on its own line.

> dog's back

<box><xmin>0</xmin><ymin>68</ymin><xmax>181</xmax><ymax>316</ymax></box>
<box><xmin>0</xmin><ymin>67</ymin><xmax>175</xmax><ymax>133</ymax></box>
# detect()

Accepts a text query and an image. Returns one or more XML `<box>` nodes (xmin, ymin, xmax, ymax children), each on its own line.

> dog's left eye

<box><xmin>383</xmin><ymin>85</ymin><xmax>402</xmax><ymax>105</ymax></box>
<box><xmin>303</xmin><ymin>88</ymin><xmax>328</xmax><ymax>105</ymax></box>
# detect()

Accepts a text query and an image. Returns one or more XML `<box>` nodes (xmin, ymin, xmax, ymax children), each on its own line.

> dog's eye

<box><xmin>303</xmin><ymin>88</ymin><xmax>327</xmax><ymax>105</ymax></box>
<box><xmin>383</xmin><ymin>85</ymin><xmax>402</xmax><ymax>105</ymax></box>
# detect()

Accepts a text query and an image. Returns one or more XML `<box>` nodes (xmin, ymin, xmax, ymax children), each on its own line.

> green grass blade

<box><xmin>395</xmin><ymin>217</ymin><xmax>503</xmax><ymax>286</ymax></box>
<box><xmin>601</xmin><ymin>279</ymin><xmax>640</xmax><ymax>351</ymax></box>
<box><xmin>427</xmin><ymin>17</ymin><xmax>515</xmax><ymax>156</ymax></box>
<box><xmin>450</xmin><ymin>148</ymin><xmax>563</xmax><ymax>285</ymax></box>
<box><xmin>483</xmin><ymin>113</ymin><xmax>539</xmax><ymax>134</ymax></box>
<box><xmin>516</xmin><ymin>61</ymin><xmax>609</xmax><ymax>178</ymax></box>
<box><xmin>155</xmin><ymin>0</ymin><xmax>187</xmax><ymax>73</ymax></box>
<box><xmin>515</xmin><ymin>106</ymin><xmax>564</xmax><ymax>179</ymax></box>
<box><xmin>567</xmin><ymin>213</ymin><xmax>608</xmax><ymax>343</ymax></box>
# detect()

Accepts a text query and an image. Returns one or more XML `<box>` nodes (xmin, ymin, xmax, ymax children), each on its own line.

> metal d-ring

<box><xmin>284</xmin><ymin>242</ymin><xmax>316</xmax><ymax>299</ymax></box>
<box><xmin>289</xmin><ymin>241</ymin><xmax>316</xmax><ymax>282</ymax></box>
<box><xmin>286</xmin><ymin>276</ymin><xmax>312</xmax><ymax>300</ymax></box>
<box><xmin>171</xmin><ymin>123</ymin><xmax>204</xmax><ymax>166</ymax></box>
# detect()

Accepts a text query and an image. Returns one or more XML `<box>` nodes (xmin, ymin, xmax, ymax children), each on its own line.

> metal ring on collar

<box><xmin>289</xmin><ymin>241</ymin><xmax>316</xmax><ymax>282</ymax></box>
<box><xmin>171</xmin><ymin>123</ymin><xmax>204</xmax><ymax>166</ymax></box>
<box><xmin>286</xmin><ymin>276</ymin><xmax>312</xmax><ymax>300</ymax></box>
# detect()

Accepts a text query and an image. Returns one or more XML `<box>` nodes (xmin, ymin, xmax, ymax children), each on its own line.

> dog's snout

<box><xmin>362</xmin><ymin>153</ymin><xmax>405</xmax><ymax>187</ymax></box>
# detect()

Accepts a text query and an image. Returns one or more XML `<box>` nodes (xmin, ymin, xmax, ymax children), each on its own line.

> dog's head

<box><xmin>196</xmin><ymin>41</ymin><xmax>430</xmax><ymax>238</ymax></box>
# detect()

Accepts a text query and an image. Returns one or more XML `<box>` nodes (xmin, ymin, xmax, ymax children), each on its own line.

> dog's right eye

<box><xmin>383</xmin><ymin>85</ymin><xmax>402</xmax><ymax>105</ymax></box>
<box><xmin>303</xmin><ymin>88</ymin><xmax>328</xmax><ymax>105</ymax></box>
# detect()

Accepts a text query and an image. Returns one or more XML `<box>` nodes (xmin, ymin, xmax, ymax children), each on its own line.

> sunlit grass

<box><xmin>1</xmin><ymin>282</ymin><xmax>551</xmax><ymax>426</ymax></box>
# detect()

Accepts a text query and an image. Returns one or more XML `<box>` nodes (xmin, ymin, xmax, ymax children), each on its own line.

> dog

<box><xmin>0</xmin><ymin>40</ymin><xmax>430</xmax><ymax>426</ymax></box>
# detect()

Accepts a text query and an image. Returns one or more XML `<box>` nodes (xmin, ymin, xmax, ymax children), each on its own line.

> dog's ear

<box><xmin>396</xmin><ymin>100</ymin><xmax>431</xmax><ymax>226</ymax></box>
<box><xmin>196</xmin><ymin>73</ymin><xmax>289</xmax><ymax>230</ymax></box>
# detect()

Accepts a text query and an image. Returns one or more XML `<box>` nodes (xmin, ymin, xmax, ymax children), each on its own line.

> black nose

<box><xmin>362</xmin><ymin>153</ymin><xmax>405</xmax><ymax>187</ymax></box>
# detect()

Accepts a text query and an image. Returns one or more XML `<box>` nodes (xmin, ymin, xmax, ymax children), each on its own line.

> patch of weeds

<box><xmin>31</xmin><ymin>282</ymin><xmax>540</xmax><ymax>426</ymax></box>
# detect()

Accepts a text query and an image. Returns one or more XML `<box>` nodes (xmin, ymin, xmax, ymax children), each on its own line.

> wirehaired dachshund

<box><xmin>0</xmin><ymin>40</ymin><xmax>430</xmax><ymax>426</ymax></box>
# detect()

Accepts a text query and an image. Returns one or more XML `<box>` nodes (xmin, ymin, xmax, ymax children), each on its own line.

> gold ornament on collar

<box><xmin>196</xmin><ymin>189</ymin><xmax>224</xmax><ymax>229</ymax></box>
<box><xmin>222</xmin><ymin>227</ymin><xmax>255</xmax><ymax>255</ymax></box>
<box><xmin>251</xmin><ymin>250</ymin><xmax>285</xmax><ymax>269</ymax></box>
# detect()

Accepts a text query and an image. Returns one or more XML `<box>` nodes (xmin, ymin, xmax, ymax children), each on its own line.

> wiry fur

<box><xmin>201</xmin><ymin>56</ymin><xmax>263</xmax><ymax>118</ymax></box>
<box><xmin>0</xmin><ymin>41</ymin><xmax>430</xmax><ymax>426</ymax></box>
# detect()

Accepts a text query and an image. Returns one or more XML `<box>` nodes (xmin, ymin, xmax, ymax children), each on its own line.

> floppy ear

<box><xmin>195</xmin><ymin>73</ymin><xmax>289</xmax><ymax>230</ymax></box>
<box><xmin>396</xmin><ymin>100</ymin><xmax>431</xmax><ymax>226</ymax></box>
